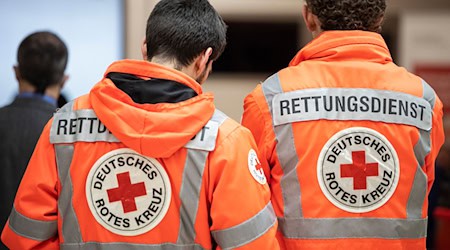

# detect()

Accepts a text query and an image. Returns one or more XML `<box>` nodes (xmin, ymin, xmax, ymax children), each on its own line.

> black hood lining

<box><xmin>107</xmin><ymin>72</ymin><xmax>198</xmax><ymax>104</ymax></box>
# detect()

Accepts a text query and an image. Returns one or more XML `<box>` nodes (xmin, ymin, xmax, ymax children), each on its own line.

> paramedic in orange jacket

<box><xmin>242</xmin><ymin>0</ymin><xmax>444</xmax><ymax>249</ymax></box>
<box><xmin>1</xmin><ymin>0</ymin><xmax>279</xmax><ymax>249</ymax></box>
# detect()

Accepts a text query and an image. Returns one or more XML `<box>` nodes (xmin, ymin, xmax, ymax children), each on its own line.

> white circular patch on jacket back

<box><xmin>248</xmin><ymin>149</ymin><xmax>267</xmax><ymax>185</ymax></box>
<box><xmin>86</xmin><ymin>148</ymin><xmax>171</xmax><ymax>236</ymax></box>
<box><xmin>317</xmin><ymin>127</ymin><xmax>399</xmax><ymax>213</ymax></box>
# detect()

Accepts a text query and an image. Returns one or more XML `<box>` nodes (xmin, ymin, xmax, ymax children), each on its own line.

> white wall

<box><xmin>399</xmin><ymin>12</ymin><xmax>450</xmax><ymax>71</ymax></box>
<box><xmin>0</xmin><ymin>0</ymin><xmax>124</xmax><ymax>107</ymax></box>
<box><xmin>203</xmin><ymin>74</ymin><xmax>268</xmax><ymax>122</ymax></box>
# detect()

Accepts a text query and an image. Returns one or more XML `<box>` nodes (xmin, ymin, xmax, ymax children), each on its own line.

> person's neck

<box><xmin>311</xmin><ymin>28</ymin><xmax>323</xmax><ymax>39</ymax></box>
<box><xmin>149</xmin><ymin>58</ymin><xmax>196</xmax><ymax>80</ymax></box>
<box><xmin>44</xmin><ymin>86</ymin><xmax>60</xmax><ymax>100</ymax></box>
<box><xmin>18</xmin><ymin>80</ymin><xmax>60</xmax><ymax>100</ymax></box>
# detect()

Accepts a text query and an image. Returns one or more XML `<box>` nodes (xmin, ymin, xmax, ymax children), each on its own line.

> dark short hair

<box><xmin>305</xmin><ymin>0</ymin><xmax>386</xmax><ymax>33</ymax></box>
<box><xmin>146</xmin><ymin>0</ymin><xmax>227</xmax><ymax>68</ymax></box>
<box><xmin>17</xmin><ymin>31</ymin><xmax>68</xmax><ymax>93</ymax></box>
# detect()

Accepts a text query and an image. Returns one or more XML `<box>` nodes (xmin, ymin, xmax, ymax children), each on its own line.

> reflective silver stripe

<box><xmin>272</xmin><ymin>88</ymin><xmax>433</xmax><ymax>131</ymax></box>
<box><xmin>177</xmin><ymin>149</ymin><xmax>208</xmax><ymax>244</ymax></box>
<box><xmin>279</xmin><ymin>217</ymin><xmax>427</xmax><ymax>239</ymax></box>
<box><xmin>411</xmin><ymin>80</ymin><xmax>435</xmax><ymax>169</ymax></box>
<box><xmin>55</xmin><ymin>144</ymin><xmax>82</xmax><ymax>243</ymax></box>
<box><xmin>208</xmin><ymin>109</ymin><xmax>228</xmax><ymax>128</ymax></box>
<box><xmin>8</xmin><ymin>206</ymin><xmax>57</xmax><ymax>241</ymax></box>
<box><xmin>50</xmin><ymin>109</ymin><xmax>119</xmax><ymax>143</ymax></box>
<box><xmin>60</xmin><ymin>242</ymin><xmax>206</xmax><ymax>250</ymax></box>
<box><xmin>414</xmin><ymin>128</ymin><xmax>432</xmax><ymax>169</ymax></box>
<box><xmin>421</xmin><ymin>79</ymin><xmax>437</xmax><ymax>111</ymax></box>
<box><xmin>407</xmin><ymin>80</ymin><xmax>436</xmax><ymax>219</ymax></box>
<box><xmin>211</xmin><ymin>202</ymin><xmax>277</xmax><ymax>249</ymax></box>
<box><xmin>185</xmin><ymin>120</ymin><xmax>219</xmax><ymax>151</ymax></box>
<box><xmin>407</xmin><ymin>165</ymin><xmax>427</xmax><ymax>219</ymax></box>
<box><xmin>177</xmin><ymin>110</ymin><xmax>227</xmax><ymax>244</ymax></box>
<box><xmin>262</xmin><ymin>74</ymin><xmax>302</xmax><ymax>218</ymax></box>
<box><xmin>59</xmin><ymin>101</ymin><xmax>75</xmax><ymax>112</ymax></box>
<box><xmin>274</xmin><ymin>125</ymin><xmax>302</xmax><ymax>218</ymax></box>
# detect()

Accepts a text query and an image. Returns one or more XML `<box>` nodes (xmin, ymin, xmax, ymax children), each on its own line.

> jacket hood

<box><xmin>89</xmin><ymin>60</ymin><xmax>215</xmax><ymax>158</ymax></box>
<box><xmin>289</xmin><ymin>30</ymin><xmax>393</xmax><ymax>66</ymax></box>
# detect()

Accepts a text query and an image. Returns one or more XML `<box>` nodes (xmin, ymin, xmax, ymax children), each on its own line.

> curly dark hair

<box><xmin>305</xmin><ymin>0</ymin><xmax>386</xmax><ymax>33</ymax></box>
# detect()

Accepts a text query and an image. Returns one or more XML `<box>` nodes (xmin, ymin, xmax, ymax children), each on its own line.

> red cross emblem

<box><xmin>107</xmin><ymin>172</ymin><xmax>147</xmax><ymax>213</ymax></box>
<box><xmin>253</xmin><ymin>157</ymin><xmax>263</xmax><ymax>171</ymax></box>
<box><xmin>340</xmin><ymin>151</ymin><xmax>379</xmax><ymax>190</ymax></box>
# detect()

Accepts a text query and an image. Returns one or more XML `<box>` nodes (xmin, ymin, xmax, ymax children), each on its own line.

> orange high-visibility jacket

<box><xmin>2</xmin><ymin>60</ymin><xmax>279</xmax><ymax>250</ymax></box>
<box><xmin>242</xmin><ymin>31</ymin><xmax>444</xmax><ymax>249</ymax></box>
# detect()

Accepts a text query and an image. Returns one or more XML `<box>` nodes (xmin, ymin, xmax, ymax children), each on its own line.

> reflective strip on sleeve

<box><xmin>407</xmin><ymin>79</ymin><xmax>436</xmax><ymax>219</ymax></box>
<box><xmin>262</xmin><ymin>74</ymin><xmax>302</xmax><ymax>218</ymax></box>
<box><xmin>184</xmin><ymin>120</ymin><xmax>219</xmax><ymax>151</ymax></box>
<box><xmin>421</xmin><ymin>79</ymin><xmax>437</xmax><ymax>111</ymax></box>
<box><xmin>211</xmin><ymin>202</ymin><xmax>277</xmax><ymax>250</ymax></box>
<box><xmin>59</xmin><ymin>100</ymin><xmax>75</xmax><ymax>112</ymax></box>
<box><xmin>178</xmin><ymin>110</ymin><xmax>228</xmax><ymax>244</ymax></box>
<box><xmin>279</xmin><ymin>217</ymin><xmax>427</xmax><ymax>239</ymax></box>
<box><xmin>55</xmin><ymin>144</ymin><xmax>82</xmax><ymax>243</ymax></box>
<box><xmin>60</xmin><ymin>242</ymin><xmax>206</xmax><ymax>250</ymax></box>
<box><xmin>8</xmin><ymin>206</ymin><xmax>57</xmax><ymax>241</ymax></box>
<box><xmin>177</xmin><ymin>149</ymin><xmax>209</xmax><ymax>244</ymax></box>
<box><xmin>184</xmin><ymin>110</ymin><xmax>227</xmax><ymax>151</ymax></box>
<box><xmin>50</xmin><ymin>109</ymin><xmax>119</xmax><ymax>144</ymax></box>
<box><xmin>406</xmin><ymin>165</ymin><xmax>427</xmax><ymax>219</ymax></box>
<box><xmin>271</xmin><ymin>88</ymin><xmax>433</xmax><ymax>131</ymax></box>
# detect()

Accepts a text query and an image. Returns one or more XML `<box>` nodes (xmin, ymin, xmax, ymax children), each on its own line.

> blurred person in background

<box><xmin>242</xmin><ymin>0</ymin><xmax>444</xmax><ymax>249</ymax></box>
<box><xmin>1</xmin><ymin>0</ymin><xmax>278</xmax><ymax>249</ymax></box>
<box><xmin>0</xmin><ymin>31</ymin><xmax>68</xmax><ymax>250</ymax></box>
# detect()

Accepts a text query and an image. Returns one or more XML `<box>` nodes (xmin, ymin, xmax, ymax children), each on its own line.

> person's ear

<box><xmin>195</xmin><ymin>47</ymin><xmax>213</xmax><ymax>76</ymax></box>
<box><xmin>141</xmin><ymin>37</ymin><xmax>148</xmax><ymax>61</ymax></box>
<box><xmin>13</xmin><ymin>65</ymin><xmax>21</xmax><ymax>82</ymax></box>
<box><xmin>60</xmin><ymin>75</ymin><xmax>69</xmax><ymax>89</ymax></box>
<box><xmin>302</xmin><ymin>4</ymin><xmax>319</xmax><ymax>33</ymax></box>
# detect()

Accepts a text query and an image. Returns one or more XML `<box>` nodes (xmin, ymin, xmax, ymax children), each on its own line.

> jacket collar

<box><xmin>105</xmin><ymin>59</ymin><xmax>203</xmax><ymax>95</ymax></box>
<box><xmin>90</xmin><ymin>60</ymin><xmax>215</xmax><ymax>158</ymax></box>
<box><xmin>289</xmin><ymin>30</ymin><xmax>393</xmax><ymax>66</ymax></box>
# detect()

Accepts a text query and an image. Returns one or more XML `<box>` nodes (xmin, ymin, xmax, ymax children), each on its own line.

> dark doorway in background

<box><xmin>214</xmin><ymin>21</ymin><xmax>300</xmax><ymax>74</ymax></box>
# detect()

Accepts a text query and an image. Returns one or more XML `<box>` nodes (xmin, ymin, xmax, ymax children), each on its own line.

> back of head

<box><xmin>305</xmin><ymin>0</ymin><xmax>386</xmax><ymax>33</ymax></box>
<box><xmin>17</xmin><ymin>31</ymin><xmax>68</xmax><ymax>94</ymax></box>
<box><xmin>146</xmin><ymin>0</ymin><xmax>227</xmax><ymax>69</ymax></box>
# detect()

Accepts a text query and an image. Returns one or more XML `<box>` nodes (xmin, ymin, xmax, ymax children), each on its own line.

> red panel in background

<box><xmin>415</xmin><ymin>65</ymin><xmax>450</xmax><ymax>114</ymax></box>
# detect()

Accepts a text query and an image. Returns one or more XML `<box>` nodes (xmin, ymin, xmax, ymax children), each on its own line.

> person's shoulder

<box><xmin>215</xmin><ymin>110</ymin><xmax>253</xmax><ymax>145</ymax></box>
<box><xmin>0</xmin><ymin>103</ymin><xmax>11</xmax><ymax>113</ymax></box>
<box><xmin>246</xmin><ymin>71</ymin><xmax>282</xmax><ymax>100</ymax></box>
<box><xmin>56</xmin><ymin>94</ymin><xmax>91</xmax><ymax>112</ymax></box>
<box><xmin>0</xmin><ymin>98</ymin><xmax>22</xmax><ymax>111</ymax></box>
<box><xmin>0</xmin><ymin>98</ymin><xmax>53</xmax><ymax>118</ymax></box>
<box><xmin>0</xmin><ymin>103</ymin><xmax>13</xmax><ymax>122</ymax></box>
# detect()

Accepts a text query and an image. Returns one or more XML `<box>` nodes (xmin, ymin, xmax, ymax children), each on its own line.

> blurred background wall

<box><xmin>1</xmin><ymin>0</ymin><xmax>449</xmax><ymax>120</ymax></box>
<box><xmin>0</xmin><ymin>0</ymin><xmax>449</xmax><ymax>248</ymax></box>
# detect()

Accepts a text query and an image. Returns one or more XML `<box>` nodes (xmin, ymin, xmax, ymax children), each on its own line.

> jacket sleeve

<box><xmin>1</xmin><ymin>121</ymin><xmax>59</xmax><ymax>250</ymax></box>
<box><xmin>208</xmin><ymin>122</ymin><xmax>279</xmax><ymax>250</ymax></box>
<box><xmin>242</xmin><ymin>85</ymin><xmax>272</xmax><ymax>183</ymax></box>
<box><xmin>242</xmin><ymin>86</ymin><xmax>265</xmax><ymax>147</ymax></box>
<box><xmin>426</xmin><ymin>96</ymin><xmax>445</xmax><ymax>192</ymax></box>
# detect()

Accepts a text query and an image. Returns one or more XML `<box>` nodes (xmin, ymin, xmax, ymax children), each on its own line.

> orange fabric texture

<box><xmin>242</xmin><ymin>31</ymin><xmax>444</xmax><ymax>249</ymax></box>
<box><xmin>2</xmin><ymin>60</ymin><xmax>278</xmax><ymax>249</ymax></box>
